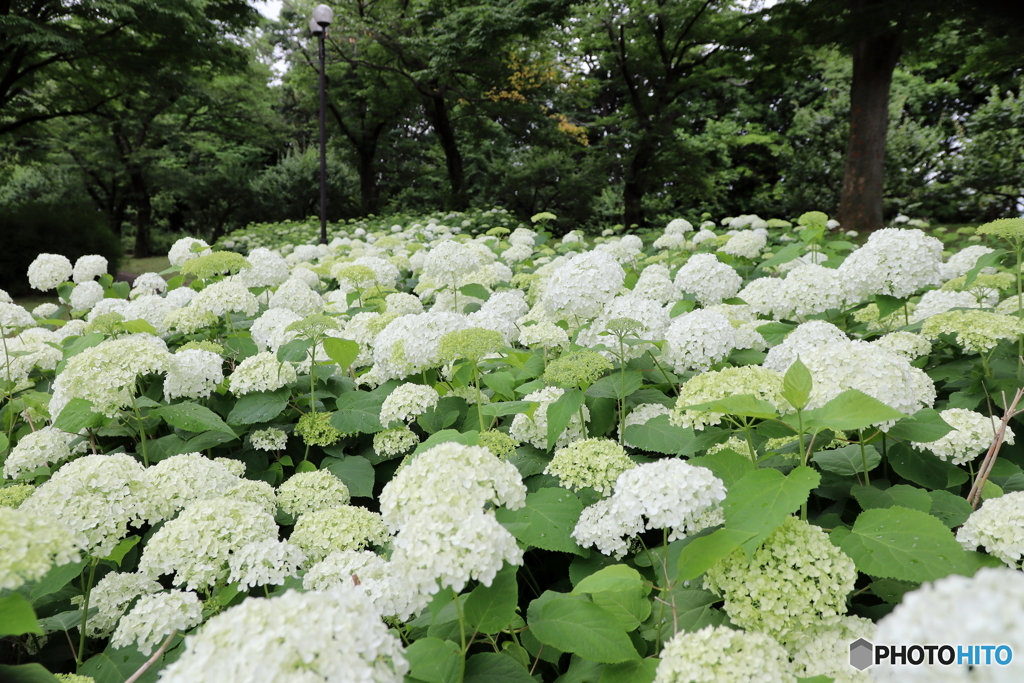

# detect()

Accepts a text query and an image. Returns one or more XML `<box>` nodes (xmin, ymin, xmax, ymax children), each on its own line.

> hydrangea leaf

<box><xmin>927</xmin><ymin>490</ymin><xmax>973</xmax><ymax>528</ymax></box>
<box><xmin>851</xmin><ymin>484</ymin><xmax>931</xmax><ymax>512</ymax></box>
<box><xmin>413</xmin><ymin>429</ymin><xmax>479</xmax><ymax>455</ymax></box>
<box><xmin>757</xmin><ymin>243</ymin><xmax>803</xmax><ymax>270</ymax></box>
<box><xmin>676</xmin><ymin>394</ymin><xmax>779</xmax><ymax>420</ymax></box>
<box><xmin>801</xmin><ymin>389</ymin><xmax>906</xmax><ymax>432</ymax></box>
<box><xmin>780</xmin><ymin>357</ymin><xmax>812</xmax><ymax>410</ymax></box>
<box><xmin>754</xmin><ymin>321</ymin><xmax>797</xmax><ymax>346</ymax></box>
<box><xmin>531</xmin><ymin>597</ymin><xmax>640</xmax><ymax>663</ymax></box>
<box><xmin>321</xmin><ymin>338</ymin><xmax>359</xmax><ymax>371</ymax></box>
<box><xmin>463</xmin><ymin>653</ymin><xmax>533</xmax><ymax>683</ymax></box>
<box><xmin>585</xmin><ymin>373</ymin><xmax>644</xmax><ymax>400</ymax></box>
<box><xmin>722</xmin><ymin>466</ymin><xmax>820</xmax><ymax>556</ymax></box>
<box><xmin>404</xmin><ymin>637</ymin><xmax>463</xmax><ymax>683</ymax></box>
<box><xmin>885</xmin><ymin>408</ymin><xmax>955</xmax><ymax>443</ymax></box>
<box><xmin>571</xmin><ymin>565</ymin><xmax>646</xmax><ymax>596</ymax></box>
<box><xmin>887</xmin><ymin>442</ymin><xmax>969</xmax><ymax>489</ymax></box>
<box><xmin>623</xmin><ymin>415</ymin><xmax>695</xmax><ymax>455</ymax></box>
<box><xmin>0</xmin><ymin>594</ymin><xmax>41</xmax><ymax>637</ymax></box>
<box><xmin>331</xmin><ymin>390</ymin><xmax>385</xmax><ymax>434</ymax></box>
<box><xmin>464</xmin><ymin>564</ymin><xmax>519</xmax><ymax>634</ymax></box>
<box><xmin>688</xmin><ymin>448</ymin><xmax>756</xmax><ymax>488</ymax></box>
<box><xmin>812</xmin><ymin>444</ymin><xmax>881</xmax><ymax>477</ymax></box>
<box><xmin>676</xmin><ymin>528</ymin><xmax>755</xmax><ymax>581</ymax></box>
<box><xmin>226</xmin><ymin>388</ymin><xmax>290</xmax><ymax>425</ymax></box>
<box><xmin>27</xmin><ymin>561</ymin><xmax>85</xmax><ymax>605</ymax></box>
<box><xmin>591</xmin><ymin>589</ymin><xmax>651</xmax><ymax>631</ymax></box>
<box><xmin>0</xmin><ymin>664</ymin><xmax>61</xmax><ymax>683</ymax></box>
<box><xmin>598</xmin><ymin>658</ymin><xmax>658</xmax><ymax>683</ymax></box>
<box><xmin>964</xmin><ymin>248</ymin><xmax>1006</xmax><ymax>287</ymax></box>
<box><xmin>276</xmin><ymin>338</ymin><xmax>312</xmax><ymax>363</ymax></box>
<box><xmin>152</xmin><ymin>402</ymin><xmax>236</xmax><ymax>439</ymax></box>
<box><xmin>837</xmin><ymin>507</ymin><xmax>970</xmax><ymax>582</ymax></box>
<box><xmin>874</xmin><ymin>294</ymin><xmax>907</xmax><ymax>320</ymax></box>
<box><xmin>482</xmin><ymin>371</ymin><xmax>516</xmax><ymax>401</ymax></box>
<box><xmin>322</xmin><ymin>456</ymin><xmax>374</xmax><ymax>498</ymax></box>
<box><xmin>53</xmin><ymin>397</ymin><xmax>106</xmax><ymax>433</ymax></box>
<box><xmin>546</xmin><ymin>388</ymin><xmax>586</xmax><ymax>451</ymax></box>
<box><xmin>495</xmin><ymin>487</ymin><xmax>586</xmax><ymax>556</ymax></box>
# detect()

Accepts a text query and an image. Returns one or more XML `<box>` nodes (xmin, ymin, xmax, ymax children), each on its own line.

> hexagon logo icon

<box><xmin>850</xmin><ymin>638</ymin><xmax>874</xmax><ymax>670</ymax></box>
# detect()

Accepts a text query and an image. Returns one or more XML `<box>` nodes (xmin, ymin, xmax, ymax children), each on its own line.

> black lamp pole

<box><xmin>311</xmin><ymin>6</ymin><xmax>334</xmax><ymax>245</ymax></box>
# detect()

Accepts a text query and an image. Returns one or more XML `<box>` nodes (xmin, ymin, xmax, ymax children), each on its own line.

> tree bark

<box><xmin>837</xmin><ymin>9</ymin><xmax>902</xmax><ymax>233</ymax></box>
<box><xmin>423</xmin><ymin>90</ymin><xmax>468</xmax><ymax>211</ymax></box>
<box><xmin>130</xmin><ymin>168</ymin><xmax>152</xmax><ymax>258</ymax></box>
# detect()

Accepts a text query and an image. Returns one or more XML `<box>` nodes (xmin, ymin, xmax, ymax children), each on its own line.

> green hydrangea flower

<box><xmin>180</xmin><ymin>251</ymin><xmax>251</xmax><ymax>279</ymax></box>
<box><xmin>544</xmin><ymin>438</ymin><xmax>635</xmax><ymax>495</ymax></box>
<box><xmin>921</xmin><ymin>309</ymin><xmax>1024</xmax><ymax>353</ymax></box>
<box><xmin>0</xmin><ymin>484</ymin><xmax>34</xmax><ymax>508</ymax></box>
<box><xmin>977</xmin><ymin>217</ymin><xmax>1024</xmax><ymax>241</ymax></box>
<box><xmin>477</xmin><ymin>430</ymin><xmax>519</xmax><ymax>460</ymax></box>
<box><xmin>295</xmin><ymin>411</ymin><xmax>344</xmax><ymax>447</ymax></box>
<box><xmin>438</xmin><ymin>327</ymin><xmax>505</xmax><ymax>363</ymax></box>
<box><xmin>544</xmin><ymin>349</ymin><xmax>611</xmax><ymax>388</ymax></box>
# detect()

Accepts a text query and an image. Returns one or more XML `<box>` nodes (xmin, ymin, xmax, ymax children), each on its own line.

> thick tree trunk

<box><xmin>424</xmin><ymin>91</ymin><xmax>468</xmax><ymax>211</ymax></box>
<box><xmin>837</xmin><ymin>15</ymin><xmax>902</xmax><ymax>233</ymax></box>
<box><xmin>130</xmin><ymin>169</ymin><xmax>152</xmax><ymax>258</ymax></box>
<box><xmin>357</xmin><ymin>141</ymin><xmax>380</xmax><ymax>215</ymax></box>
<box><xmin>622</xmin><ymin>134</ymin><xmax>656</xmax><ymax>230</ymax></box>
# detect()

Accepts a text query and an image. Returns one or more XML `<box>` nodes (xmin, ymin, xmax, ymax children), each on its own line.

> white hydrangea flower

<box><xmin>544</xmin><ymin>438</ymin><xmax>635</xmax><ymax>496</ymax></box>
<box><xmin>87</xmin><ymin>296</ymin><xmax>128</xmax><ymax>320</ymax></box>
<box><xmin>0</xmin><ymin>507</ymin><xmax>81</xmax><ymax>591</ymax></box>
<box><xmin>157</xmin><ymin>586</ymin><xmax>408</xmax><ymax>683</ymax></box>
<box><xmin>656</xmin><ymin>626</ymin><xmax>794</xmax><ymax>683</ymax></box>
<box><xmin>518</xmin><ymin>321</ymin><xmax>569</xmax><ymax>349</ymax></box>
<box><xmin>228</xmin><ymin>351</ymin><xmax>297</xmax><ymax>396</ymax></box>
<box><xmin>223</xmin><ymin>479</ymin><xmax>277</xmax><ymax>516</ymax></box>
<box><xmin>277</xmin><ymin>470</ymin><xmax>350</xmax><ymax>519</ymax></box>
<box><xmin>139</xmin><ymin>498</ymin><xmax>277</xmax><ymax>591</ymax></box>
<box><xmin>235</xmin><ymin>247</ymin><xmax>290</xmax><ymax>288</ymax></box>
<box><xmin>704</xmin><ymin>516</ymin><xmax>857</xmax><ymax>639</ymax></box>
<box><xmin>571</xmin><ymin>496</ymin><xmax>645</xmax><ymax>559</ymax></box>
<box><xmin>501</xmin><ymin>243</ymin><xmax>533</xmax><ymax>263</ymax></box>
<box><xmin>21</xmin><ymin>453</ymin><xmax>151</xmax><ymax>556</ymax></box>
<box><xmin>3</xmin><ymin>427</ymin><xmax>77</xmax><ymax>480</ymax></box>
<box><xmin>369</xmin><ymin>311</ymin><xmax>469</xmax><ymax>383</ymax></box>
<box><xmin>303</xmin><ymin>550</ymin><xmax>423</xmax><ymax>619</ymax></box>
<box><xmin>72</xmin><ymin>254</ymin><xmax>108</xmax><ymax>283</ymax></box>
<box><xmin>0</xmin><ymin>301</ymin><xmax>35</xmax><ymax>330</ymax></box>
<box><xmin>121</xmin><ymin>294</ymin><xmax>176</xmax><ymax>336</ymax></box>
<box><xmin>70</xmin><ymin>280</ymin><xmax>105</xmax><ymax>312</ymax></box>
<box><xmin>719</xmin><ymin>230</ymin><xmax>767</xmax><ymax>259</ymax></box>
<box><xmin>214</xmin><ymin>457</ymin><xmax>246</xmax><ymax>477</ymax></box>
<box><xmin>468</xmin><ymin>289</ymin><xmax>529</xmax><ymax>342</ymax></box>
<box><xmin>145</xmin><ymin>453</ymin><xmax>244</xmax><ymax>522</ymax></box>
<box><xmin>380</xmin><ymin>441</ymin><xmax>526</xmax><ymax>531</ymax></box>
<box><xmin>0</xmin><ymin>287</ymin><xmax>11</xmax><ymax>303</ymax></box>
<box><xmin>164</xmin><ymin>349</ymin><xmax>223</xmax><ymax>401</ymax></box>
<box><xmin>762</xmin><ymin>320</ymin><xmax>849</xmax><ymax>373</ymax></box>
<box><xmin>289</xmin><ymin>505</ymin><xmax>390</xmax><ymax>563</ymax></box>
<box><xmin>540</xmin><ymin>250</ymin><xmax>625</xmax><ymax>320</ymax></box>
<box><xmin>268</xmin><ymin>277</ymin><xmax>323</xmax><ymax>316</ymax></box>
<box><xmin>939</xmin><ymin>244</ymin><xmax>995</xmax><ymax>281</ymax></box>
<box><xmin>921</xmin><ymin>310</ymin><xmax>1024</xmax><ymax>354</ymax></box>
<box><xmin>27</xmin><ymin>253</ymin><xmax>73</xmax><ymax>291</ymax></box>
<box><xmin>783</xmin><ymin>616</ymin><xmax>875</xmax><ymax>683</ymax></box>
<box><xmin>871</xmin><ymin>331</ymin><xmax>931</xmax><ymax>360</ymax></box>
<box><xmin>872</xmin><ymin>568</ymin><xmax>1024</xmax><ymax>682</ymax></box>
<box><xmin>379</xmin><ymin>383</ymin><xmax>440</xmax><ymax>428</ymax></box>
<box><xmin>31</xmin><ymin>302</ymin><xmax>59</xmax><ymax>319</ymax></box>
<box><xmin>673</xmin><ymin>253</ymin><xmax>742</xmax><ymax>306</ymax></box>
<box><xmin>131</xmin><ymin>272</ymin><xmax>167</xmax><ymax>298</ymax></box>
<box><xmin>373</xmin><ymin>427</ymin><xmax>419</xmax><ymax>459</ymax></box>
<box><xmin>384</xmin><ymin>293</ymin><xmax>423</xmax><ymax>316</ymax></box>
<box><xmin>227</xmin><ymin>539</ymin><xmax>306</xmax><ymax>589</ymax></box>
<box><xmin>596</xmin><ymin>234</ymin><xmax>644</xmax><ymax>263</ymax></box>
<box><xmin>576</xmin><ymin>294</ymin><xmax>669</xmax><ymax>360</ymax></box>
<box><xmin>163</xmin><ymin>306</ymin><xmax>219</xmax><ymax>336</ymax></box>
<box><xmin>75</xmin><ymin>571</ymin><xmax>161</xmax><ymax>637</ymax></box>
<box><xmin>164</xmin><ymin>287</ymin><xmax>196</xmax><ymax>308</ymax></box>
<box><xmin>613</xmin><ymin>459</ymin><xmax>726</xmax><ymax>541</ymax></box>
<box><xmin>737</xmin><ymin>276</ymin><xmax>785</xmax><ymax>318</ymax></box>
<box><xmin>662</xmin><ymin>308</ymin><xmax>737</xmax><ymax>373</ymax></box>
<box><xmin>190</xmin><ymin>279</ymin><xmax>259</xmax><ymax>318</ymax></box>
<box><xmin>956</xmin><ymin>492</ymin><xmax>1024</xmax><ymax>567</ymax></box>
<box><xmin>167</xmin><ymin>237</ymin><xmax>211</xmax><ymax>267</ymax></box>
<box><xmin>249</xmin><ymin>308</ymin><xmax>302</xmax><ymax>352</ymax></box>
<box><xmin>690</xmin><ymin>227</ymin><xmax>717</xmax><ymax>246</ymax></box>
<box><xmin>777</xmin><ymin>264</ymin><xmax>845</xmax><ymax>317</ymax></box>
<box><xmin>910</xmin><ymin>289</ymin><xmax>980</xmax><ymax>323</ymax></box>
<box><xmin>111</xmin><ymin>591</ymin><xmax>203</xmax><ymax>655</ymax></box>
<box><xmin>653</xmin><ymin>232</ymin><xmax>686</xmax><ymax>250</ymax></box>
<box><xmin>250</xmin><ymin>427</ymin><xmax>287</xmax><ymax>452</ymax></box>
<box><xmin>911</xmin><ymin>408</ymin><xmax>1010</xmax><ymax>466</ymax></box>
<box><xmin>632</xmin><ymin>263</ymin><xmax>680</xmax><ymax>303</ymax></box>
<box><xmin>839</xmin><ymin>228</ymin><xmax>943</xmax><ymax>301</ymax></box>
<box><xmin>420</xmin><ymin>240</ymin><xmax>484</xmax><ymax>288</ymax></box>
<box><xmin>509</xmin><ymin>385</ymin><xmax>590</xmax><ymax>450</ymax></box>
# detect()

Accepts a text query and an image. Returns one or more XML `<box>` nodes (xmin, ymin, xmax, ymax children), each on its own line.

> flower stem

<box><xmin>76</xmin><ymin>558</ymin><xmax>99</xmax><ymax>671</ymax></box>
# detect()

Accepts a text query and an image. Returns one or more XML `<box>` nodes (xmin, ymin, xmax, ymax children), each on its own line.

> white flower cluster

<box><xmin>956</xmin><ymin>492</ymin><xmax>1024</xmax><ymax>568</ymax></box>
<box><xmin>573</xmin><ymin>459</ymin><xmax>725</xmax><ymax>558</ymax></box>
<box><xmin>379</xmin><ymin>383</ymin><xmax>440</xmax><ymax>427</ymax></box>
<box><xmin>164</xmin><ymin>348</ymin><xmax>224</xmax><ymax>401</ymax></box>
<box><xmin>420</xmin><ymin>240</ymin><xmax>483</xmax><ymax>287</ymax></box>
<box><xmin>276</xmin><ymin>470</ymin><xmax>350</xmax><ymax>519</ymax></box>
<box><xmin>670</xmin><ymin>365</ymin><xmax>786</xmax><ymax>430</ymax></box>
<box><xmin>662</xmin><ymin>308</ymin><xmax>737</xmax><ymax>372</ymax></box>
<box><xmin>839</xmin><ymin>228</ymin><xmax>943</xmax><ymax>300</ymax></box>
<box><xmin>0</xmin><ymin>507</ymin><xmax>81</xmax><ymax>591</ymax></box>
<box><xmin>654</xmin><ymin>625</ymin><xmax>794</xmax><ymax>683</ymax></box>
<box><xmin>249</xmin><ymin>308</ymin><xmax>302</xmax><ymax>352</ymax></box>
<box><xmin>168</xmin><ymin>237</ymin><xmax>211</xmax><ymax>267</ymax></box>
<box><xmin>871</xmin><ymin>330</ymin><xmax>931</xmax><ymax>360</ymax></box>
<box><xmin>289</xmin><ymin>505</ymin><xmax>390</xmax><ymax>563</ymax></box>
<box><xmin>783</xmin><ymin>616</ymin><xmax>875</xmax><ymax>683</ymax></box>
<box><xmin>510</xmin><ymin>385</ymin><xmax>590</xmax><ymax>449</ymax></box>
<box><xmin>703</xmin><ymin>516</ymin><xmax>857</xmax><ymax>639</ymax></box>
<box><xmin>540</xmin><ymin>250</ymin><xmax>625</xmax><ymax>320</ymax></box>
<box><xmin>368</xmin><ymin>311</ymin><xmax>469</xmax><ymax>383</ymax></box>
<box><xmin>674</xmin><ymin>254</ymin><xmax>742</xmax><ymax>305</ymax></box>
<box><xmin>158</xmin><ymin>585</ymin><xmax>408</xmax><ymax>683</ymax></box>
<box><xmin>227</xmin><ymin>539</ymin><xmax>306</xmax><ymax>589</ymax></box>
<box><xmin>0</xmin><ymin>301</ymin><xmax>35</xmax><ymax>330</ymax></box>
<box><xmin>228</xmin><ymin>351</ymin><xmax>297</xmax><ymax>395</ymax></box>
<box><xmin>76</xmin><ymin>571</ymin><xmax>161</xmax><ymax>637</ymax></box>
<box><xmin>236</xmin><ymin>247</ymin><xmax>290</xmax><ymax>288</ymax></box>
<box><xmin>3</xmin><ymin>427</ymin><xmax>79</xmax><ymax>480</ymax></box>
<box><xmin>73</xmin><ymin>254</ymin><xmax>108</xmax><ymax>283</ymax></box>
<box><xmin>544</xmin><ymin>438</ymin><xmax>636</xmax><ymax>495</ymax></box>
<box><xmin>910</xmin><ymin>289</ymin><xmax>980</xmax><ymax>323</ymax></box>
<box><xmin>632</xmin><ymin>263</ymin><xmax>680</xmax><ymax>303</ymax></box>
<box><xmin>27</xmin><ymin>253</ymin><xmax>72</xmax><ymax>291</ymax></box>
<box><xmin>112</xmin><ymin>591</ymin><xmax>203</xmax><ymax>655</ymax></box>
<box><xmin>911</xmin><ymin>408</ymin><xmax>1010</xmax><ymax>465</ymax></box>
<box><xmin>518</xmin><ymin>321</ymin><xmax>570</xmax><ymax>349</ymax></box>
<box><xmin>250</xmin><ymin>427</ymin><xmax>287</xmax><ymax>452</ymax></box>
<box><xmin>776</xmin><ymin>264</ymin><xmax>846</xmax><ymax>317</ymax></box>
<box><xmin>70</xmin><ymin>280</ymin><xmax>105</xmax><ymax>311</ymax></box>
<box><xmin>939</xmin><ymin>244</ymin><xmax>995</xmax><ymax>281</ymax></box>
<box><xmin>145</xmin><ymin>453</ymin><xmax>247</xmax><ymax>522</ymax></box>
<box><xmin>268</xmin><ymin>277</ymin><xmax>323</xmax><ymax>316</ymax></box>
<box><xmin>131</xmin><ymin>272</ymin><xmax>168</xmax><ymax>298</ymax></box>
<box><xmin>373</xmin><ymin>427</ymin><xmax>419</xmax><ymax>459</ymax></box>
<box><xmin>872</xmin><ymin>568</ymin><xmax>1024</xmax><ymax>682</ymax></box>
<box><xmin>719</xmin><ymin>230</ymin><xmax>767</xmax><ymax>259</ymax></box>
<box><xmin>762</xmin><ymin>320</ymin><xmax>848</xmax><ymax>373</ymax></box>
<box><xmin>576</xmin><ymin>294</ymin><xmax>669</xmax><ymax>360</ymax></box>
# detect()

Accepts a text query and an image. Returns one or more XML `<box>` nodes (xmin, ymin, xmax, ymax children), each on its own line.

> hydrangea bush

<box><xmin>2</xmin><ymin>212</ymin><xmax>1024</xmax><ymax>682</ymax></box>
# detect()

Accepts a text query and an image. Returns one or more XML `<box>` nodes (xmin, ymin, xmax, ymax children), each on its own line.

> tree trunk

<box><xmin>357</xmin><ymin>140</ymin><xmax>380</xmax><ymax>215</ymax></box>
<box><xmin>130</xmin><ymin>169</ymin><xmax>152</xmax><ymax>258</ymax></box>
<box><xmin>837</xmin><ymin>13</ymin><xmax>902</xmax><ymax>233</ymax></box>
<box><xmin>622</xmin><ymin>134</ymin><xmax>656</xmax><ymax>230</ymax></box>
<box><xmin>424</xmin><ymin>91</ymin><xmax>468</xmax><ymax>211</ymax></box>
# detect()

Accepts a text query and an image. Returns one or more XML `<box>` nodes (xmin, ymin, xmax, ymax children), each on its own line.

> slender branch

<box><xmin>123</xmin><ymin>630</ymin><xmax>178</xmax><ymax>683</ymax></box>
<box><xmin>967</xmin><ymin>386</ymin><xmax>1024</xmax><ymax>509</ymax></box>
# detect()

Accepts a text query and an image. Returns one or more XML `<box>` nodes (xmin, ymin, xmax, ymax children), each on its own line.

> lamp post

<box><xmin>310</xmin><ymin>5</ymin><xmax>333</xmax><ymax>245</ymax></box>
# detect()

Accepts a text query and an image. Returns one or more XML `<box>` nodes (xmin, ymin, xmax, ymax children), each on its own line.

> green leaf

<box><xmin>277</xmin><ymin>338</ymin><xmax>313</xmax><ymax>363</ymax></box>
<box><xmin>480</xmin><ymin>400</ymin><xmax>533</xmax><ymax>418</ymax></box>
<box><xmin>812</xmin><ymin>444</ymin><xmax>881</xmax><ymax>476</ymax></box>
<box><xmin>887</xmin><ymin>442</ymin><xmax>970</xmax><ymax>489</ymax></box>
<box><xmin>226</xmin><ymin>388</ymin><xmax>290</xmax><ymax>425</ymax></box>
<box><xmin>0</xmin><ymin>593</ymin><xmax>41</xmax><ymax>636</ymax></box>
<box><xmin>295</xmin><ymin>460</ymin><xmax>317</xmax><ymax>473</ymax></box>
<box><xmin>668</xmin><ymin>300</ymin><xmax>695</xmax><ymax>317</ymax></box>
<box><xmin>0</xmin><ymin>664</ymin><xmax>62</xmax><ymax>683</ymax></box>
<box><xmin>38</xmin><ymin>608</ymin><xmax>94</xmax><ymax>632</ymax></box>
<box><xmin>495</xmin><ymin>487</ymin><xmax>587</xmax><ymax>555</ymax></box>
<box><xmin>464</xmin><ymin>653</ymin><xmax>534</xmax><ymax>683</ymax></box>
<box><xmin>885</xmin><ymin>409</ymin><xmax>955</xmax><ymax>443</ymax></box>
<box><xmin>322</xmin><ymin>456</ymin><xmax>375</xmax><ymax>498</ymax></box>
<box><xmin>838</xmin><ymin>507</ymin><xmax>970</xmax><ymax>582</ymax></box>
<box><xmin>120</xmin><ymin>318</ymin><xmax>156</xmax><ymax>335</ymax></box>
<box><xmin>405</xmin><ymin>637</ymin><xmax>463</xmax><ymax>683</ymax></box>
<box><xmin>688</xmin><ymin>448</ymin><xmax>756</xmax><ymax>488</ymax></box>
<box><xmin>676</xmin><ymin>528</ymin><xmax>754</xmax><ymax>581</ymax></box>
<box><xmin>54</xmin><ymin>397</ymin><xmax>105</xmax><ymax>433</ymax></box>
<box><xmin>322</xmin><ymin>338</ymin><xmax>360</xmax><ymax>370</ymax></box>
<box><xmin>413</xmin><ymin>429</ymin><xmax>480</xmax><ymax>455</ymax></box>
<box><xmin>927</xmin><ymin>490</ymin><xmax>973</xmax><ymax>528</ymax></box>
<box><xmin>755</xmin><ymin>321</ymin><xmax>797</xmax><ymax>346</ymax></box>
<box><xmin>482</xmin><ymin>371</ymin><xmax>516</xmax><ymax>401</ymax></box>
<box><xmin>781</xmin><ymin>358</ymin><xmax>812</xmax><ymax>410</ymax></box>
<box><xmin>964</xmin><ymin>249</ymin><xmax>1007</xmax><ymax>287</ymax></box>
<box><xmin>852</xmin><ymin>484</ymin><xmax>932</xmax><ymax>512</ymax></box>
<box><xmin>331</xmin><ymin>390</ymin><xmax>385</xmax><ymax>434</ymax></box>
<box><xmin>571</xmin><ymin>565</ymin><xmax>645</xmax><ymax>596</ymax></box>
<box><xmin>80</xmin><ymin>641</ymin><xmax>179</xmax><ymax>683</ymax></box>
<box><xmin>586</xmin><ymin>373</ymin><xmax>644</xmax><ymax>400</ymax></box>
<box><xmin>874</xmin><ymin>294</ymin><xmax>908</xmax><ymax>319</ymax></box>
<box><xmin>464</xmin><ymin>564</ymin><xmax>519</xmax><ymax>634</ymax></box>
<box><xmin>507</xmin><ymin>446</ymin><xmax>550</xmax><ymax>478</ymax></box>
<box><xmin>622</xmin><ymin>415</ymin><xmax>695</xmax><ymax>455</ymax></box>
<box><xmin>531</xmin><ymin>597</ymin><xmax>640</xmax><ymax>663</ymax></box>
<box><xmin>102</xmin><ymin>535</ymin><xmax>140</xmax><ymax>566</ymax></box>
<box><xmin>592</xmin><ymin>589</ymin><xmax>651</xmax><ymax>631</ymax></box>
<box><xmin>460</xmin><ymin>283</ymin><xmax>492</xmax><ymax>301</ymax></box>
<box><xmin>802</xmin><ymin>390</ymin><xmax>906</xmax><ymax>432</ymax></box>
<box><xmin>598</xmin><ymin>659</ymin><xmax>658</xmax><ymax>683</ymax></box>
<box><xmin>27</xmin><ymin>560</ymin><xmax>85</xmax><ymax>604</ymax></box>
<box><xmin>758</xmin><ymin>243</ymin><xmax>803</xmax><ymax>270</ymax></box>
<box><xmin>677</xmin><ymin>394</ymin><xmax>779</xmax><ymax>420</ymax></box>
<box><xmin>547</xmin><ymin>388</ymin><xmax>586</xmax><ymax>451</ymax></box>
<box><xmin>153</xmin><ymin>402</ymin><xmax>236</xmax><ymax>439</ymax></box>
<box><xmin>723</xmin><ymin>466</ymin><xmax>820</xmax><ymax>556</ymax></box>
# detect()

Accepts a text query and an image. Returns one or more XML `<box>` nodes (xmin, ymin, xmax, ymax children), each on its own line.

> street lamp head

<box><xmin>309</xmin><ymin>17</ymin><xmax>324</xmax><ymax>34</ymax></box>
<box><xmin>312</xmin><ymin>4</ymin><xmax>334</xmax><ymax>28</ymax></box>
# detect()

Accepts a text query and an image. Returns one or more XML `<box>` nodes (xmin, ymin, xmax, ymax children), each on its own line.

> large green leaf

<box><xmin>676</xmin><ymin>394</ymin><xmax>779</xmax><ymax>420</ymax></box>
<box><xmin>688</xmin><ymin>448</ymin><xmax>756</xmax><ymax>488</ymax></box>
<box><xmin>79</xmin><ymin>642</ymin><xmax>174</xmax><ymax>683</ymax></box>
<box><xmin>592</xmin><ymin>589</ymin><xmax>651</xmax><ymax>631</ymax></box>
<box><xmin>0</xmin><ymin>664</ymin><xmax>61</xmax><ymax>683</ymax></box>
<box><xmin>676</xmin><ymin>528</ymin><xmax>754</xmax><ymax>581</ymax></box>
<box><xmin>495</xmin><ymin>487</ymin><xmax>587</xmax><ymax>556</ymax></box>
<box><xmin>27</xmin><ymin>560</ymin><xmax>84</xmax><ymax>604</ymax></box>
<box><xmin>463</xmin><ymin>653</ymin><xmax>534</xmax><ymax>683</ymax></box>
<box><xmin>874</xmin><ymin>294</ymin><xmax>908</xmax><ymax>319</ymax></box>
<box><xmin>781</xmin><ymin>358</ymin><xmax>812</xmax><ymax>410</ymax></box>
<box><xmin>586</xmin><ymin>373</ymin><xmax>644</xmax><ymax>400</ymax></box>
<box><xmin>755</xmin><ymin>321</ymin><xmax>797</xmax><ymax>346</ymax></box>
<box><xmin>723</xmin><ymin>466</ymin><xmax>820</xmax><ymax>556</ymax></box>
<box><xmin>852</xmin><ymin>484</ymin><xmax>931</xmax><ymax>512</ymax></box>
<box><xmin>0</xmin><ymin>593</ymin><xmax>41</xmax><ymax>636</ymax></box>
<box><xmin>622</xmin><ymin>415</ymin><xmax>695</xmax><ymax>455</ymax></box>
<box><xmin>331</xmin><ymin>390</ymin><xmax>385</xmax><ymax>434</ymax></box>
<box><xmin>802</xmin><ymin>390</ymin><xmax>906</xmax><ymax>432</ymax></box>
<box><xmin>547</xmin><ymin>388</ymin><xmax>586</xmax><ymax>450</ymax></box>
<box><xmin>413</xmin><ymin>429</ymin><xmax>480</xmax><ymax>454</ymax></box>
<box><xmin>812</xmin><ymin>444</ymin><xmax>881</xmax><ymax>476</ymax></box>
<box><xmin>964</xmin><ymin>248</ymin><xmax>1007</xmax><ymax>287</ymax></box>
<box><xmin>571</xmin><ymin>565</ymin><xmax>645</xmax><ymax>596</ymax></box>
<box><xmin>837</xmin><ymin>507</ymin><xmax>970</xmax><ymax>582</ymax></box>
<box><xmin>322</xmin><ymin>456</ymin><xmax>375</xmax><ymax>498</ymax></box>
<box><xmin>226</xmin><ymin>388</ymin><xmax>290</xmax><ymax>425</ymax></box>
<box><xmin>464</xmin><ymin>564</ymin><xmax>519</xmax><ymax>634</ymax></box>
<box><xmin>531</xmin><ymin>597</ymin><xmax>640</xmax><ymax>663</ymax></box>
<box><xmin>54</xmin><ymin>397</ymin><xmax>105</xmax><ymax>433</ymax></box>
<box><xmin>927</xmin><ymin>490</ymin><xmax>973</xmax><ymax>528</ymax></box>
<box><xmin>887</xmin><ymin>442</ymin><xmax>969</xmax><ymax>490</ymax></box>
<box><xmin>598</xmin><ymin>659</ymin><xmax>658</xmax><ymax>683</ymax></box>
<box><xmin>482</xmin><ymin>371</ymin><xmax>517</xmax><ymax>401</ymax></box>
<box><xmin>885</xmin><ymin>409</ymin><xmax>955</xmax><ymax>443</ymax></box>
<box><xmin>480</xmin><ymin>400</ymin><xmax>533</xmax><ymax>418</ymax></box>
<box><xmin>322</xmin><ymin>338</ymin><xmax>360</xmax><ymax>370</ymax></box>
<box><xmin>404</xmin><ymin>638</ymin><xmax>463</xmax><ymax>683</ymax></box>
<box><xmin>153</xmin><ymin>402</ymin><xmax>236</xmax><ymax>439</ymax></box>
